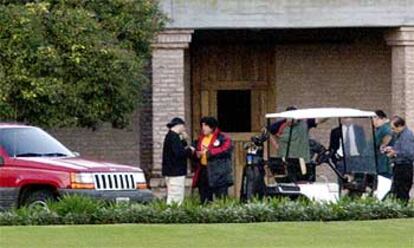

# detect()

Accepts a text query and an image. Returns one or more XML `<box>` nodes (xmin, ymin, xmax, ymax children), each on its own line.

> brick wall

<box><xmin>49</xmin><ymin>111</ymin><xmax>141</xmax><ymax>168</ymax></box>
<box><xmin>275</xmin><ymin>39</ymin><xmax>391</xmax><ymax>113</ymax></box>
<box><xmin>50</xmin><ymin>81</ymin><xmax>153</xmax><ymax>176</ymax></box>
<box><xmin>49</xmin><ymin>83</ymin><xmax>154</xmax><ymax>173</ymax></box>
<box><xmin>274</xmin><ymin>35</ymin><xmax>392</xmax><ymax>147</ymax></box>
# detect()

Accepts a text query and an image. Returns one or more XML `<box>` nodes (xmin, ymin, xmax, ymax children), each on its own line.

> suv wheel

<box><xmin>22</xmin><ymin>189</ymin><xmax>56</xmax><ymax>210</ymax></box>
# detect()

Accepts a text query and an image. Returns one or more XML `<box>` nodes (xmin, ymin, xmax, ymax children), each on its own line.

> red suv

<box><xmin>0</xmin><ymin>124</ymin><xmax>153</xmax><ymax>210</ymax></box>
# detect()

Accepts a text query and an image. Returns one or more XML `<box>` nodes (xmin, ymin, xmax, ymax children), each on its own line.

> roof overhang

<box><xmin>161</xmin><ymin>0</ymin><xmax>414</xmax><ymax>29</ymax></box>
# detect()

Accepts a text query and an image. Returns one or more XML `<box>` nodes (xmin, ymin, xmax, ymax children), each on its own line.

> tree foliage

<box><xmin>0</xmin><ymin>0</ymin><xmax>165</xmax><ymax>128</ymax></box>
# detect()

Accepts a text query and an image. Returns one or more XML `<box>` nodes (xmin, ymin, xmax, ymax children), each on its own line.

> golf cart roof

<box><xmin>265</xmin><ymin>108</ymin><xmax>376</xmax><ymax>119</ymax></box>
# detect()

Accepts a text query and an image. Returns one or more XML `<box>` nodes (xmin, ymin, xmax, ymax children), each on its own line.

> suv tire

<box><xmin>22</xmin><ymin>189</ymin><xmax>56</xmax><ymax>210</ymax></box>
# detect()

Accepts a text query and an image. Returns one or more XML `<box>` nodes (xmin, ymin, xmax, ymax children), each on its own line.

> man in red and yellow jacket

<box><xmin>192</xmin><ymin>117</ymin><xmax>233</xmax><ymax>203</ymax></box>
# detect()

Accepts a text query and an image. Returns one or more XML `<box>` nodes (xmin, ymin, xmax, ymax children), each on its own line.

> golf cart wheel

<box><xmin>22</xmin><ymin>189</ymin><xmax>56</xmax><ymax>210</ymax></box>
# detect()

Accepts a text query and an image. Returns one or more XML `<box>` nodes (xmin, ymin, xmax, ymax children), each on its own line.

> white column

<box><xmin>385</xmin><ymin>27</ymin><xmax>414</xmax><ymax>130</ymax></box>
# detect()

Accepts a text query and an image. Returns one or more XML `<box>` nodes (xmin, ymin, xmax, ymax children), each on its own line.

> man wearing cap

<box><xmin>162</xmin><ymin>117</ymin><xmax>195</xmax><ymax>205</ymax></box>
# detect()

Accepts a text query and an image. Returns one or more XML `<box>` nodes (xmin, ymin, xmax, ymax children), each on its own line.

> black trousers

<box><xmin>198</xmin><ymin>166</ymin><xmax>228</xmax><ymax>204</ymax></box>
<box><xmin>391</xmin><ymin>163</ymin><xmax>413</xmax><ymax>203</ymax></box>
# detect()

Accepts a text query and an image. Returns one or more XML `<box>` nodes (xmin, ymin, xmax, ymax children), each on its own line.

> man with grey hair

<box><xmin>383</xmin><ymin>116</ymin><xmax>414</xmax><ymax>203</ymax></box>
<box><xmin>162</xmin><ymin>117</ymin><xmax>195</xmax><ymax>205</ymax></box>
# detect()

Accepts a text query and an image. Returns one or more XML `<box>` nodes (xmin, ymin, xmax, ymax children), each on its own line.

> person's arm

<box><xmin>268</xmin><ymin>119</ymin><xmax>285</xmax><ymax>135</ymax></box>
<box><xmin>394</xmin><ymin>136</ymin><xmax>414</xmax><ymax>162</ymax></box>
<box><xmin>381</xmin><ymin>135</ymin><xmax>392</xmax><ymax>147</ymax></box>
<box><xmin>379</xmin><ymin>126</ymin><xmax>393</xmax><ymax>148</ymax></box>
<box><xmin>329</xmin><ymin>128</ymin><xmax>338</xmax><ymax>153</ymax></box>
<box><xmin>269</xmin><ymin>135</ymin><xmax>279</xmax><ymax>150</ymax></box>
<box><xmin>307</xmin><ymin>119</ymin><xmax>318</xmax><ymax>129</ymax></box>
<box><xmin>171</xmin><ymin>134</ymin><xmax>192</xmax><ymax>159</ymax></box>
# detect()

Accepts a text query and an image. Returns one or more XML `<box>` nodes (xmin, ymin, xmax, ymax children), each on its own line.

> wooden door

<box><xmin>192</xmin><ymin>44</ymin><xmax>276</xmax><ymax>197</ymax></box>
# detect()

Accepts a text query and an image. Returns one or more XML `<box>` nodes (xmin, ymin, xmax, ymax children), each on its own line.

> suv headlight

<box><xmin>134</xmin><ymin>172</ymin><xmax>148</xmax><ymax>190</ymax></box>
<box><xmin>70</xmin><ymin>172</ymin><xmax>95</xmax><ymax>189</ymax></box>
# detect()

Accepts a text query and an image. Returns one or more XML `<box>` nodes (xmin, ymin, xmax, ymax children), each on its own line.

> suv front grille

<box><xmin>94</xmin><ymin>173</ymin><xmax>136</xmax><ymax>191</ymax></box>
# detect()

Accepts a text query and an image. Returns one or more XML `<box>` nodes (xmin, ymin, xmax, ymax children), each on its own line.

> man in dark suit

<box><xmin>329</xmin><ymin>118</ymin><xmax>367</xmax><ymax>173</ymax></box>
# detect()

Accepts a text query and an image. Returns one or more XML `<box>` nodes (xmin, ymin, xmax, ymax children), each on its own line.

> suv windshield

<box><xmin>267</xmin><ymin>116</ymin><xmax>378</xmax><ymax>181</ymax></box>
<box><xmin>0</xmin><ymin>127</ymin><xmax>73</xmax><ymax>157</ymax></box>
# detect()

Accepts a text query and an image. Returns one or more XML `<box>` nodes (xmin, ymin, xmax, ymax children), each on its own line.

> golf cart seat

<box><xmin>268</xmin><ymin>157</ymin><xmax>310</xmax><ymax>182</ymax></box>
<box><xmin>343</xmin><ymin>172</ymin><xmax>377</xmax><ymax>194</ymax></box>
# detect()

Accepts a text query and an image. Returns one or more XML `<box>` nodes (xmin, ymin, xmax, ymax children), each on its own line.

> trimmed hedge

<box><xmin>0</xmin><ymin>195</ymin><xmax>413</xmax><ymax>226</ymax></box>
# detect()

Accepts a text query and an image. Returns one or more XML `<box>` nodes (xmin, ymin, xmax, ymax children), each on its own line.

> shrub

<box><xmin>0</xmin><ymin>195</ymin><xmax>412</xmax><ymax>226</ymax></box>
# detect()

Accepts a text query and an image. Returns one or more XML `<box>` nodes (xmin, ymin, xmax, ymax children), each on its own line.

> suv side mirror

<box><xmin>0</xmin><ymin>156</ymin><xmax>4</xmax><ymax>166</ymax></box>
<box><xmin>72</xmin><ymin>151</ymin><xmax>80</xmax><ymax>157</ymax></box>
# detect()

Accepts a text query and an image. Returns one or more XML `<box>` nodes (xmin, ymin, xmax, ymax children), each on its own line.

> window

<box><xmin>217</xmin><ymin>90</ymin><xmax>251</xmax><ymax>132</ymax></box>
<box><xmin>0</xmin><ymin>128</ymin><xmax>73</xmax><ymax>157</ymax></box>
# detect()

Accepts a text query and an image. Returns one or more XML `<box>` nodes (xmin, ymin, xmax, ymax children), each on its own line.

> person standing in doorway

<box><xmin>373</xmin><ymin>110</ymin><xmax>393</xmax><ymax>178</ymax></box>
<box><xmin>192</xmin><ymin>117</ymin><xmax>233</xmax><ymax>204</ymax></box>
<box><xmin>384</xmin><ymin>116</ymin><xmax>414</xmax><ymax>203</ymax></box>
<box><xmin>162</xmin><ymin>117</ymin><xmax>195</xmax><ymax>205</ymax></box>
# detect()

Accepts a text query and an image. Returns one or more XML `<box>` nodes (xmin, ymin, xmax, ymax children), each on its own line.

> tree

<box><xmin>0</xmin><ymin>0</ymin><xmax>165</xmax><ymax>128</ymax></box>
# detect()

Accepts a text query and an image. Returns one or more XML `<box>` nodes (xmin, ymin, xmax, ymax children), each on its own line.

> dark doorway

<box><xmin>217</xmin><ymin>90</ymin><xmax>251</xmax><ymax>132</ymax></box>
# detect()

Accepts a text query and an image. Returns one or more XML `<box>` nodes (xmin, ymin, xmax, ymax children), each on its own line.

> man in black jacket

<box><xmin>162</xmin><ymin>117</ymin><xmax>194</xmax><ymax>205</ymax></box>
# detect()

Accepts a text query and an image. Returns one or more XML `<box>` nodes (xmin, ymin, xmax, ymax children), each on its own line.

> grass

<box><xmin>0</xmin><ymin>219</ymin><xmax>413</xmax><ymax>248</ymax></box>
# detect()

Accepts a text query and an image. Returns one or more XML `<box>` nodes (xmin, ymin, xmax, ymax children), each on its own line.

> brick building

<box><xmin>54</xmin><ymin>0</ymin><xmax>414</xmax><ymax>197</ymax></box>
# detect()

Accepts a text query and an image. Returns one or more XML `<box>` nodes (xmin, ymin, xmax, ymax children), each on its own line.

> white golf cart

<box><xmin>240</xmin><ymin>108</ymin><xmax>392</xmax><ymax>202</ymax></box>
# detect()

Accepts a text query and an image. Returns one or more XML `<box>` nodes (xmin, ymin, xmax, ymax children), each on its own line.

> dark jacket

<box><xmin>329</xmin><ymin>125</ymin><xmax>367</xmax><ymax>157</ymax></box>
<box><xmin>192</xmin><ymin>129</ymin><xmax>233</xmax><ymax>188</ymax></box>
<box><xmin>162</xmin><ymin>130</ymin><xmax>192</xmax><ymax>177</ymax></box>
<box><xmin>392</xmin><ymin>127</ymin><xmax>414</xmax><ymax>165</ymax></box>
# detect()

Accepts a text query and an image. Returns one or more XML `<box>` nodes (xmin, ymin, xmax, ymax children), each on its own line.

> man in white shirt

<box><xmin>329</xmin><ymin>118</ymin><xmax>367</xmax><ymax>173</ymax></box>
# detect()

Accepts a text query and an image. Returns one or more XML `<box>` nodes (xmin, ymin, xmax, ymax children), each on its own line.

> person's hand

<box><xmin>188</xmin><ymin>146</ymin><xmax>195</xmax><ymax>153</ymax></box>
<box><xmin>379</xmin><ymin>144</ymin><xmax>387</xmax><ymax>154</ymax></box>
<box><xmin>384</xmin><ymin>146</ymin><xmax>396</xmax><ymax>157</ymax></box>
<box><xmin>196</xmin><ymin>148</ymin><xmax>207</xmax><ymax>157</ymax></box>
<box><xmin>196</xmin><ymin>150</ymin><xmax>204</xmax><ymax>158</ymax></box>
<box><xmin>180</xmin><ymin>131</ymin><xmax>189</xmax><ymax>140</ymax></box>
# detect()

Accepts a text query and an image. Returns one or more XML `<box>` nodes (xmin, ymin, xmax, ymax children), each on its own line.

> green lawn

<box><xmin>1</xmin><ymin>219</ymin><xmax>413</xmax><ymax>248</ymax></box>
